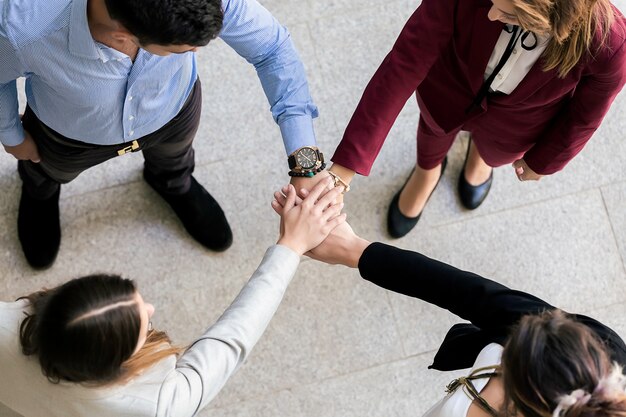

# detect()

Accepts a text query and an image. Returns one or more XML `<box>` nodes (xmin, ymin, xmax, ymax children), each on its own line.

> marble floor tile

<box><xmin>383</xmin><ymin>188</ymin><xmax>626</xmax><ymax>357</ymax></box>
<box><xmin>206</xmin><ymin>352</ymin><xmax>465</xmax><ymax>417</ymax></box>
<box><xmin>210</xmin><ymin>260</ymin><xmax>404</xmax><ymax>406</ymax></box>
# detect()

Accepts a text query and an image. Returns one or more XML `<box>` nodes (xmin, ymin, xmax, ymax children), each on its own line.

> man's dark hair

<box><xmin>104</xmin><ymin>0</ymin><xmax>224</xmax><ymax>46</ymax></box>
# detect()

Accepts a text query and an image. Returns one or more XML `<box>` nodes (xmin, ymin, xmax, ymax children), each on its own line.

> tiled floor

<box><xmin>1</xmin><ymin>0</ymin><xmax>625</xmax><ymax>416</ymax></box>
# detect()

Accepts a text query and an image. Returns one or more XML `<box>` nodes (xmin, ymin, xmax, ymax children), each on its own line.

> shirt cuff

<box><xmin>279</xmin><ymin>115</ymin><xmax>317</xmax><ymax>156</ymax></box>
<box><xmin>523</xmin><ymin>146</ymin><xmax>567</xmax><ymax>176</ymax></box>
<box><xmin>0</xmin><ymin>123</ymin><xmax>25</xmax><ymax>147</ymax></box>
<box><xmin>272</xmin><ymin>244</ymin><xmax>301</xmax><ymax>261</ymax></box>
<box><xmin>266</xmin><ymin>244</ymin><xmax>301</xmax><ymax>285</ymax></box>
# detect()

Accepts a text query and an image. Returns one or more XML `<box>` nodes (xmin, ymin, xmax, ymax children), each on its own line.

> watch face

<box><xmin>296</xmin><ymin>147</ymin><xmax>318</xmax><ymax>169</ymax></box>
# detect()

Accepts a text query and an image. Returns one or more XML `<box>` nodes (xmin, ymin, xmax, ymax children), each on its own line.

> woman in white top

<box><xmin>320</xmin><ymin>224</ymin><xmax>626</xmax><ymax>417</ymax></box>
<box><xmin>0</xmin><ymin>178</ymin><xmax>345</xmax><ymax>417</ymax></box>
<box><xmin>270</xmin><ymin>189</ymin><xmax>626</xmax><ymax>417</ymax></box>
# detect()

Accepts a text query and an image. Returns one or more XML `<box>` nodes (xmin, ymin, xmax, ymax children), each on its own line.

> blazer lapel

<box><xmin>496</xmin><ymin>58</ymin><xmax>561</xmax><ymax>104</ymax></box>
<box><xmin>466</xmin><ymin>11</ymin><xmax>562</xmax><ymax>107</ymax></box>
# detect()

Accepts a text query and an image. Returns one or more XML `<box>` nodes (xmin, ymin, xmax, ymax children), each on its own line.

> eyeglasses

<box><xmin>446</xmin><ymin>366</ymin><xmax>500</xmax><ymax>417</ymax></box>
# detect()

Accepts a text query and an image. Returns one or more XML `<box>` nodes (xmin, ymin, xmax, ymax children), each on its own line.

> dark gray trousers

<box><xmin>18</xmin><ymin>79</ymin><xmax>202</xmax><ymax>200</ymax></box>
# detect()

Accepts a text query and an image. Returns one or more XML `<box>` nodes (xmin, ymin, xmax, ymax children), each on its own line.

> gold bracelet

<box><xmin>327</xmin><ymin>170</ymin><xmax>350</xmax><ymax>194</ymax></box>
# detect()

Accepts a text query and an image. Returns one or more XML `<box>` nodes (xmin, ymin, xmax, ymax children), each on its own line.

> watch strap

<box><xmin>288</xmin><ymin>162</ymin><xmax>327</xmax><ymax>177</ymax></box>
<box><xmin>288</xmin><ymin>154</ymin><xmax>297</xmax><ymax>170</ymax></box>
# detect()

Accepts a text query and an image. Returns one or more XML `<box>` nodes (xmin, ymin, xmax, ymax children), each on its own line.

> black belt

<box><xmin>34</xmin><ymin>111</ymin><xmax>141</xmax><ymax>156</ymax></box>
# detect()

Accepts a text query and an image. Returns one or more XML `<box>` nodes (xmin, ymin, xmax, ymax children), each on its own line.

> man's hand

<box><xmin>3</xmin><ymin>130</ymin><xmax>41</xmax><ymax>163</ymax></box>
<box><xmin>289</xmin><ymin>163</ymin><xmax>356</xmax><ymax>203</ymax></box>
<box><xmin>289</xmin><ymin>170</ymin><xmax>331</xmax><ymax>199</ymax></box>
<box><xmin>512</xmin><ymin>159</ymin><xmax>543</xmax><ymax>181</ymax></box>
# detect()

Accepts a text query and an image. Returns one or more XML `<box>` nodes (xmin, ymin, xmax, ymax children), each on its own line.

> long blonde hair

<box><xmin>119</xmin><ymin>330</ymin><xmax>183</xmax><ymax>385</ymax></box>
<box><xmin>512</xmin><ymin>0</ymin><xmax>616</xmax><ymax>77</ymax></box>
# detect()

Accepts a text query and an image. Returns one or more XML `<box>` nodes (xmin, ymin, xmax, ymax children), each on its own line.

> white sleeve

<box><xmin>155</xmin><ymin>245</ymin><xmax>300</xmax><ymax>417</ymax></box>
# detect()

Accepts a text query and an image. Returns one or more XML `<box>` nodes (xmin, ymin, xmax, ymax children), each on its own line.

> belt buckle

<box><xmin>117</xmin><ymin>140</ymin><xmax>140</xmax><ymax>156</ymax></box>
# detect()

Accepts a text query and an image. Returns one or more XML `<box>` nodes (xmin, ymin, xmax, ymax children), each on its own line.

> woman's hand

<box><xmin>512</xmin><ymin>159</ymin><xmax>544</xmax><ymax>181</ymax></box>
<box><xmin>305</xmin><ymin>221</ymin><xmax>370</xmax><ymax>268</ymax></box>
<box><xmin>273</xmin><ymin>178</ymin><xmax>346</xmax><ymax>256</ymax></box>
<box><xmin>272</xmin><ymin>185</ymin><xmax>370</xmax><ymax>267</ymax></box>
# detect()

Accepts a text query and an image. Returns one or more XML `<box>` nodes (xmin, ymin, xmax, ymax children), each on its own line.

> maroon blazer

<box><xmin>332</xmin><ymin>0</ymin><xmax>626</xmax><ymax>175</ymax></box>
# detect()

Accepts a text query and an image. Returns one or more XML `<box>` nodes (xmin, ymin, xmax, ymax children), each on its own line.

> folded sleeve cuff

<box><xmin>0</xmin><ymin>124</ymin><xmax>25</xmax><ymax>147</ymax></box>
<box><xmin>279</xmin><ymin>115</ymin><xmax>317</xmax><ymax>156</ymax></box>
<box><xmin>267</xmin><ymin>244</ymin><xmax>301</xmax><ymax>285</ymax></box>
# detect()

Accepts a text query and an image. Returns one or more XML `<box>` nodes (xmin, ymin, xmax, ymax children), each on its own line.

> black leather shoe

<box><xmin>387</xmin><ymin>158</ymin><xmax>447</xmax><ymax>238</ymax></box>
<box><xmin>18</xmin><ymin>186</ymin><xmax>61</xmax><ymax>269</ymax></box>
<box><xmin>146</xmin><ymin>175</ymin><xmax>233</xmax><ymax>251</ymax></box>
<box><xmin>458</xmin><ymin>142</ymin><xmax>492</xmax><ymax>210</ymax></box>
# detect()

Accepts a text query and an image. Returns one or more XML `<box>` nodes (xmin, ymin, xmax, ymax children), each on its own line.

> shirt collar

<box><xmin>68</xmin><ymin>0</ymin><xmax>102</xmax><ymax>60</ymax></box>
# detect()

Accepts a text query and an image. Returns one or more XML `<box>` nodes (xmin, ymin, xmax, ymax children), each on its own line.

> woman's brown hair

<box><xmin>511</xmin><ymin>0</ymin><xmax>616</xmax><ymax>77</ymax></box>
<box><xmin>501</xmin><ymin>310</ymin><xmax>626</xmax><ymax>417</ymax></box>
<box><xmin>19</xmin><ymin>274</ymin><xmax>182</xmax><ymax>386</ymax></box>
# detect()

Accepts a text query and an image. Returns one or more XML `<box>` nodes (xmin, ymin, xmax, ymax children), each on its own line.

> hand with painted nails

<box><xmin>512</xmin><ymin>159</ymin><xmax>544</xmax><ymax>181</ymax></box>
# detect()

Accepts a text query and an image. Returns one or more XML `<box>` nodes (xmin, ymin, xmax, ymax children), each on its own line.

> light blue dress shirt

<box><xmin>0</xmin><ymin>0</ymin><xmax>318</xmax><ymax>155</ymax></box>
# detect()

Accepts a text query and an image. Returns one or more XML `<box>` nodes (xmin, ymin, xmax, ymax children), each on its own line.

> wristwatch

<box><xmin>288</xmin><ymin>146</ymin><xmax>325</xmax><ymax>176</ymax></box>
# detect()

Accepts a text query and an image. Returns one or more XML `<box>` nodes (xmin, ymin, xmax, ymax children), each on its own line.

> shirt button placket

<box><xmin>126</xmin><ymin>94</ymin><xmax>135</xmax><ymax>139</ymax></box>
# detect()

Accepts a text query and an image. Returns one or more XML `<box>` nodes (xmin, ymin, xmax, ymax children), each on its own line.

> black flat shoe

<box><xmin>146</xmin><ymin>175</ymin><xmax>233</xmax><ymax>251</ymax></box>
<box><xmin>18</xmin><ymin>185</ymin><xmax>61</xmax><ymax>270</ymax></box>
<box><xmin>458</xmin><ymin>141</ymin><xmax>492</xmax><ymax>210</ymax></box>
<box><xmin>387</xmin><ymin>158</ymin><xmax>447</xmax><ymax>238</ymax></box>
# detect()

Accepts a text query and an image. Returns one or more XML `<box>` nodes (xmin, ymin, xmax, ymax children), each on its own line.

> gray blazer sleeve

<box><xmin>155</xmin><ymin>245</ymin><xmax>300</xmax><ymax>417</ymax></box>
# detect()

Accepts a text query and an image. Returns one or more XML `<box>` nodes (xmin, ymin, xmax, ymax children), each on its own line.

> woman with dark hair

<box><xmin>325</xmin><ymin>0</ymin><xmax>626</xmax><ymax>238</ymax></box>
<box><xmin>271</xmin><ymin>188</ymin><xmax>626</xmax><ymax>417</ymax></box>
<box><xmin>313</xmin><ymin>223</ymin><xmax>626</xmax><ymax>416</ymax></box>
<box><xmin>0</xmin><ymin>178</ymin><xmax>345</xmax><ymax>417</ymax></box>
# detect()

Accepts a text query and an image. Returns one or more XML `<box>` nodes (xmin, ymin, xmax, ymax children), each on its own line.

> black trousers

<box><xmin>18</xmin><ymin>79</ymin><xmax>202</xmax><ymax>200</ymax></box>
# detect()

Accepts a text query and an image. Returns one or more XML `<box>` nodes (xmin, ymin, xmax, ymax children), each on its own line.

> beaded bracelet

<box><xmin>288</xmin><ymin>162</ymin><xmax>327</xmax><ymax>177</ymax></box>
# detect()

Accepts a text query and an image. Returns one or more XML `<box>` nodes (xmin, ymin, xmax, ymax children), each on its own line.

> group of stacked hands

<box><xmin>1</xmin><ymin>0</ymin><xmax>626</xmax><ymax>416</ymax></box>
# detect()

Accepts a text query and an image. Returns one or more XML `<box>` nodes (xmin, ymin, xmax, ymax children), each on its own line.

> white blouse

<box><xmin>422</xmin><ymin>343</ymin><xmax>503</xmax><ymax>417</ymax></box>
<box><xmin>484</xmin><ymin>27</ymin><xmax>550</xmax><ymax>94</ymax></box>
<box><xmin>0</xmin><ymin>245</ymin><xmax>300</xmax><ymax>417</ymax></box>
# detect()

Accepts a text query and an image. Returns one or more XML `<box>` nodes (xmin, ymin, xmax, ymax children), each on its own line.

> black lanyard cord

<box><xmin>466</xmin><ymin>26</ymin><xmax>528</xmax><ymax>114</ymax></box>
